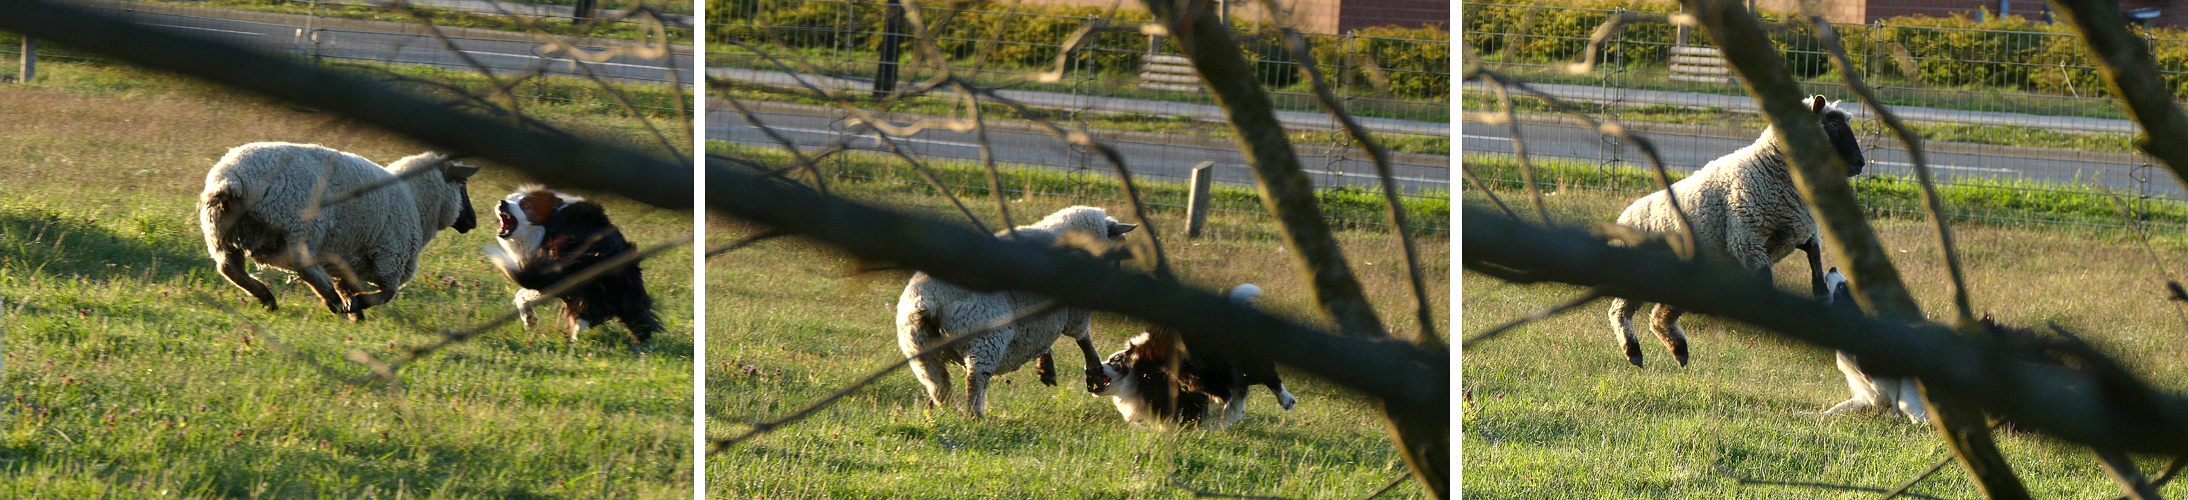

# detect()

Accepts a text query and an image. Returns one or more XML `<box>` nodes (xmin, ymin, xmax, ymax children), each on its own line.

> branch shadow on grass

<box><xmin>0</xmin><ymin>205</ymin><xmax>211</xmax><ymax>284</ymax></box>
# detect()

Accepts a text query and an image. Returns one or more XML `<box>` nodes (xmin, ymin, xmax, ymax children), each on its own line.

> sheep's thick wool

<box><xmin>894</xmin><ymin>206</ymin><xmax>1138</xmax><ymax>417</ymax></box>
<box><xmin>1605</xmin><ymin>96</ymin><xmax>1864</xmax><ymax>367</ymax></box>
<box><xmin>199</xmin><ymin>142</ymin><xmax>477</xmax><ymax>320</ymax></box>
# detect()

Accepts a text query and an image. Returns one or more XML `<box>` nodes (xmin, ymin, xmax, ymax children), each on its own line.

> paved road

<box><xmin>1462</xmin><ymin>80</ymin><xmax>2138</xmax><ymax>134</ymax></box>
<box><xmin>116</xmin><ymin>7</ymin><xmax>693</xmax><ymax>84</ymax></box>
<box><xmin>713</xmin><ymin>67</ymin><xmax>1450</xmax><ymax>137</ymax></box>
<box><xmin>716</xmin><ymin>107</ymin><xmax>1452</xmax><ymax>193</ymax></box>
<box><xmin>1462</xmin><ymin>121</ymin><xmax>2184</xmax><ymax>199</ymax></box>
<box><xmin>365</xmin><ymin>0</ymin><xmax>693</xmax><ymax>27</ymax></box>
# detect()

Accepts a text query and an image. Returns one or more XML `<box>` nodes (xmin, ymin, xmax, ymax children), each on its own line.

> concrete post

<box><xmin>1186</xmin><ymin>161</ymin><xmax>1215</xmax><ymax>238</ymax></box>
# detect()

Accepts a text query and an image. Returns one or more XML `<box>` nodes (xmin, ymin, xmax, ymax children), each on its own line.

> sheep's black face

<box><xmin>451</xmin><ymin>182</ymin><xmax>477</xmax><ymax>233</ymax></box>
<box><xmin>1822</xmin><ymin>114</ymin><xmax>1865</xmax><ymax>177</ymax></box>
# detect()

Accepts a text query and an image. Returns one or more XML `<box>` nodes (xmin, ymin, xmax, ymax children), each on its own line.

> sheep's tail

<box><xmin>906</xmin><ymin>305</ymin><xmax>943</xmax><ymax>343</ymax></box>
<box><xmin>199</xmin><ymin>180</ymin><xmax>245</xmax><ymax>255</ymax></box>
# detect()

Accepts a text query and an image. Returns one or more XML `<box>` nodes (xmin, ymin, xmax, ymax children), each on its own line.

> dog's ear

<box><xmin>1129</xmin><ymin>330</ymin><xmax>1174</xmax><ymax>360</ymax></box>
<box><xmin>1810</xmin><ymin>94</ymin><xmax>1827</xmax><ymax>114</ymax></box>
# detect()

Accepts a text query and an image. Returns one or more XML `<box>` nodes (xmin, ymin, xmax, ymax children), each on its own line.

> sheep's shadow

<box><xmin>0</xmin><ymin>206</ymin><xmax>210</xmax><ymax>283</ymax></box>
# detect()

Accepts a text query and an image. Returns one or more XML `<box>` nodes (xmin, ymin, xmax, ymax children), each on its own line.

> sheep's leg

<box><xmin>345</xmin><ymin>267</ymin><xmax>404</xmax><ymax>323</ymax></box>
<box><xmin>292</xmin><ymin>265</ymin><xmax>348</xmax><ymax>318</ymax></box>
<box><xmin>1035</xmin><ymin>351</ymin><xmax>1057</xmax><ymax>387</ymax></box>
<box><xmin>1072</xmin><ymin>326</ymin><xmax>1106</xmax><ymax>392</ymax></box>
<box><xmin>907</xmin><ymin>355</ymin><xmax>953</xmax><ymax>410</ymax></box>
<box><xmin>214</xmin><ymin>249</ymin><xmax>278</xmax><ymax>311</ymax></box>
<box><xmin>964</xmin><ymin>356</ymin><xmax>998</xmax><ymax>418</ymax></box>
<box><xmin>1649</xmin><ymin>304</ymin><xmax>1690</xmax><ymax>367</ymax></box>
<box><xmin>1801</xmin><ymin>237</ymin><xmax>1828</xmax><ymax>299</ymax></box>
<box><xmin>1607</xmin><ymin>298</ymin><xmax>1646</xmax><ymax>367</ymax></box>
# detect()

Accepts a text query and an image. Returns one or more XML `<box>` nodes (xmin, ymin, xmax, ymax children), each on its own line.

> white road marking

<box><xmin>1461</xmin><ymin>134</ymin><xmax>1512</xmax><ymax>142</ymax></box>
<box><xmin>1871</xmin><ymin>160</ymin><xmax>2016</xmax><ymax>174</ymax></box>
<box><xmin>451</xmin><ymin>49</ymin><xmax>680</xmax><ymax>71</ymax></box>
<box><xmin>145</xmin><ymin>24</ymin><xmax>265</xmax><ymax>36</ymax></box>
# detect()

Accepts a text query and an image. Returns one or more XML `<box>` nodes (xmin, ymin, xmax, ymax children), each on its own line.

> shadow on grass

<box><xmin>0</xmin><ymin>205</ymin><xmax>209</xmax><ymax>284</ymax></box>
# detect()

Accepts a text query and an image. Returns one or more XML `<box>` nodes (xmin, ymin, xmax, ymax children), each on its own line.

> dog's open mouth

<box><xmin>496</xmin><ymin>209</ymin><xmax>517</xmax><ymax>238</ymax></box>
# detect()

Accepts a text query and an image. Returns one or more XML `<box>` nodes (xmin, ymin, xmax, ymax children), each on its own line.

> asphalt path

<box><xmin>1462</xmin><ymin>121</ymin><xmax>2184</xmax><ymax>200</ymax></box>
<box><xmin>120</xmin><ymin>8</ymin><xmax>693</xmax><ymax>84</ymax></box>
<box><xmin>714</xmin><ymin>108</ymin><xmax>1453</xmax><ymax>194</ymax></box>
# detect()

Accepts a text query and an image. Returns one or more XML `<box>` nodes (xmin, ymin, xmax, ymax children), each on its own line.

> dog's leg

<box><xmin>512</xmin><ymin>288</ymin><xmax>541</xmax><ymax>330</ymax></box>
<box><xmin>1895</xmin><ymin>378</ymin><xmax>1930</xmax><ymax>424</ymax></box>
<box><xmin>1269</xmin><ymin>381</ymin><xmax>1297</xmax><ymax>411</ymax></box>
<box><xmin>1608</xmin><ymin>298</ymin><xmax>1645</xmax><ymax>367</ymax></box>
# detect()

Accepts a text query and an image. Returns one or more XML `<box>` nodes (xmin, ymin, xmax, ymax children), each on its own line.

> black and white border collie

<box><xmin>1090</xmin><ymin>284</ymin><xmax>1298</xmax><ymax>429</ymax></box>
<box><xmin>484</xmin><ymin>185</ymin><xmax>662</xmax><ymax>344</ymax></box>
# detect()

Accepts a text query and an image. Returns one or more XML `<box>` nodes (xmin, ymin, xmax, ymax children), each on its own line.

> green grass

<box><xmin>0</xmin><ymin>49</ymin><xmax>692</xmax><ymax>497</ymax></box>
<box><xmin>718</xmin><ymin>83</ymin><xmax>1449</xmax><ymax>155</ymax></box>
<box><xmin>716</xmin><ymin>142</ymin><xmax>1451</xmax><ymax>233</ymax></box>
<box><xmin>1464</xmin><ymin>154</ymin><xmax>2188</xmax><ymax>231</ymax></box>
<box><xmin>1462</xmin><ymin>91</ymin><xmax>2144</xmax><ymax>154</ymax></box>
<box><xmin>1462</xmin><ymin>185</ymin><xmax>2188</xmax><ymax>498</ymax></box>
<box><xmin>707</xmin><ymin>171</ymin><xmax>1449</xmax><ymax>498</ymax></box>
<box><xmin>136</xmin><ymin>0</ymin><xmax>694</xmax><ymax>43</ymax></box>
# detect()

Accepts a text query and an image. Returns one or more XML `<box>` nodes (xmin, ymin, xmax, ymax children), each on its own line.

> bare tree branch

<box><xmin>0</xmin><ymin>0</ymin><xmax>690</xmax><ymax>210</ymax></box>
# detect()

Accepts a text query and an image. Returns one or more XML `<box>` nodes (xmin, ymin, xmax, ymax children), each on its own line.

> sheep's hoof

<box><xmin>346</xmin><ymin>311</ymin><xmax>365</xmax><ymax>323</ymax></box>
<box><xmin>1675</xmin><ymin>354</ymin><xmax>1690</xmax><ymax>367</ymax></box>
<box><xmin>256</xmin><ymin>297</ymin><xmax>279</xmax><ymax>311</ymax></box>
<box><xmin>1626</xmin><ymin>355</ymin><xmax>1644</xmax><ymax>367</ymax></box>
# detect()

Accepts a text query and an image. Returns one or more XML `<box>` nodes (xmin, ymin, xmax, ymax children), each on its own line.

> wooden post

<box><xmin>18</xmin><ymin>37</ymin><xmax>34</xmax><ymax>83</ymax></box>
<box><xmin>1186</xmin><ymin>161</ymin><xmax>1215</xmax><ymax>238</ymax></box>
<box><xmin>874</xmin><ymin>0</ymin><xmax>908</xmax><ymax>98</ymax></box>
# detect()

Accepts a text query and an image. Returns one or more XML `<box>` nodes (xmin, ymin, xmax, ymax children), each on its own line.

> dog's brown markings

<box><xmin>518</xmin><ymin>188</ymin><xmax>558</xmax><ymax>225</ymax></box>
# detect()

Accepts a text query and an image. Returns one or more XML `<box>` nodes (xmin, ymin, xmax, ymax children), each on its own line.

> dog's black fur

<box><xmin>502</xmin><ymin>200</ymin><xmax>662</xmax><ymax>344</ymax></box>
<box><xmin>1091</xmin><ymin>285</ymin><xmax>1296</xmax><ymax>428</ymax></box>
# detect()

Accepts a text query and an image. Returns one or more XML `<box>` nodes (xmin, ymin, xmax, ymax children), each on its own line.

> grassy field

<box><xmin>706</xmin><ymin>174</ymin><xmax>1449</xmax><ymax>498</ymax></box>
<box><xmin>0</xmin><ymin>60</ymin><xmax>693</xmax><ymax>496</ymax></box>
<box><xmin>1462</xmin><ymin>186</ymin><xmax>2188</xmax><ymax>498</ymax></box>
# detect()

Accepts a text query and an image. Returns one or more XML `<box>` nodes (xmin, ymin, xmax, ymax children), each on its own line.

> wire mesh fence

<box><xmin>6</xmin><ymin>0</ymin><xmax>694</xmax><ymax>111</ymax></box>
<box><xmin>711</xmin><ymin>0</ymin><xmax>1452</xmax><ymax>232</ymax></box>
<box><xmin>1462</xmin><ymin>2</ymin><xmax>2188</xmax><ymax>230</ymax></box>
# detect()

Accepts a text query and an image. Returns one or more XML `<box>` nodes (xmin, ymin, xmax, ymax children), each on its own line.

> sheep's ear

<box><xmin>443</xmin><ymin>161</ymin><xmax>482</xmax><ymax>182</ymax></box>
<box><xmin>1107</xmin><ymin>221</ymin><xmax>1138</xmax><ymax>238</ymax></box>
<box><xmin>1810</xmin><ymin>95</ymin><xmax>1827</xmax><ymax>114</ymax></box>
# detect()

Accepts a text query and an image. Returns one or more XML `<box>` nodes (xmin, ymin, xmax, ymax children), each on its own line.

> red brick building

<box><xmin>1021</xmin><ymin>0</ymin><xmax>1446</xmax><ymax>34</ymax></box>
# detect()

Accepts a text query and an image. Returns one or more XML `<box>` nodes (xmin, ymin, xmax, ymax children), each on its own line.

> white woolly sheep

<box><xmin>199</xmin><ymin>142</ymin><xmax>480</xmax><ymax>321</ymax></box>
<box><xmin>1606</xmin><ymin>95</ymin><xmax>1866</xmax><ymax>367</ymax></box>
<box><xmin>1817</xmin><ymin>268</ymin><xmax>1928</xmax><ymax>423</ymax></box>
<box><xmin>895</xmin><ymin>205</ymin><xmax>1139</xmax><ymax>417</ymax></box>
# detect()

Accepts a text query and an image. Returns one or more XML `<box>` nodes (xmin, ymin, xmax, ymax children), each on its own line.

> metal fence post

<box><xmin>875</xmin><ymin>0</ymin><xmax>908</xmax><ymax>98</ymax></box>
<box><xmin>1186</xmin><ymin>161</ymin><xmax>1216</xmax><ymax>237</ymax></box>
<box><xmin>18</xmin><ymin>37</ymin><xmax>33</xmax><ymax>83</ymax></box>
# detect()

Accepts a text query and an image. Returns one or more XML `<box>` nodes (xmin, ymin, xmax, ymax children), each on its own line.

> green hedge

<box><xmin>715</xmin><ymin>0</ymin><xmax>1450</xmax><ymax>99</ymax></box>
<box><xmin>1466</xmin><ymin>1</ymin><xmax>2188</xmax><ymax>100</ymax></box>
